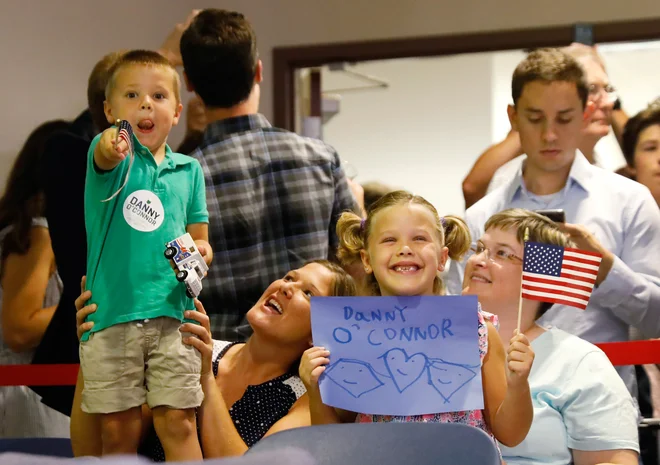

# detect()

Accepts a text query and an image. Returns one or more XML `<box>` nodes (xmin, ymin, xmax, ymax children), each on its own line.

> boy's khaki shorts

<box><xmin>79</xmin><ymin>317</ymin><xmax>203</xmax><ymax>414</ymax></box>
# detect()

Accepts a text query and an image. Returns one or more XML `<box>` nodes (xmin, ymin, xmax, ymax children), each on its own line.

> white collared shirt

<box><xmin>487</xmin><ymin>152</ymin><xmax>607</xmax><ymax>194</ymax></box>
<box><xmin>447</xmin><ymin>152</ymin><xmax>660</xmax><ymax>391</ymax></box>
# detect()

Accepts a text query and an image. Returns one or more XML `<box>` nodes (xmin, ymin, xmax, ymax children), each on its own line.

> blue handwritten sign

<box><xmin>311</xmin><ymin>295</ymin><xmax>483</xmax><ymax>416</ymax></box>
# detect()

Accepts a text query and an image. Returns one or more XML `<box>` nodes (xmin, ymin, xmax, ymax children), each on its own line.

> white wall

<box><xmin>0</xmin><ymin>0</ymin><xmax>193</xmax><ymax>190</ymax></box>
<box><xmin>2</xmin><ymin>0</ymin><xmax>660</xmax><ymax>191</ymax></box>
<box><xmin>321</xmin><ymin>54</ymin><xmax>494</xmax><ymax>216</ymax></box>
<box><xmin>491</xmin><ymin>50</ymin><xmax>527</xmax><ymax>142</ymax></box>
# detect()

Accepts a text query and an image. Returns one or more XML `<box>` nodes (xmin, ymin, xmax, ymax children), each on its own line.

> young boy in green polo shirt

<box><xmin>82</xmin><ymin>50</ymin><xmax>211</xmax><ymax>461</ymax></box>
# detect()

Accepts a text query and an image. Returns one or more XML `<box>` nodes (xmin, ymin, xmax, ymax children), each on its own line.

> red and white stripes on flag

<box><xmin>521</xmin><ymin>241</ymin><xmax>602</xmax><ymax>310</ymax></box>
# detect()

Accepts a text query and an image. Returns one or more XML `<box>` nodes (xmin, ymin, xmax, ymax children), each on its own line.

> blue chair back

<box><xmin>0</xmin><ymin>438</ymin><xmax>73</xmax><ymax>457</ymax></box>
<box><xmin>247</xmin><ymin>422</ymin><xmax>500</xmax><ymax>465</ymax></box>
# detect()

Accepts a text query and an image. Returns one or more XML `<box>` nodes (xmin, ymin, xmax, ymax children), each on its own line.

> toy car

<box><xmin>164</xmin><ymin>233</ymin><xmax>208</xmax><ymax>298</ymax></box>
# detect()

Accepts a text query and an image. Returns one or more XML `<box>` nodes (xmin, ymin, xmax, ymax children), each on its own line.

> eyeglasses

<box><xmin>469</xmin><ymin>243</ymin><xmax>523</xmax><ymax>265</ymax></box>
<box><xmin>588</xmin><ymin>84</ymin><xmax>617</xmax><ymax>104</ymax></box>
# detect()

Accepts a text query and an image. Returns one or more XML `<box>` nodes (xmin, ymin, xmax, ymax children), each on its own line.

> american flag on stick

<box><xmin>521</xmin><ymin>241</ymin><xmax>602</xmax><ymax>310</ymax></box>
<box><xmin>116</xmin><ymin>119</ymin><xmax>134</xmax><ymax>155</ymax></box>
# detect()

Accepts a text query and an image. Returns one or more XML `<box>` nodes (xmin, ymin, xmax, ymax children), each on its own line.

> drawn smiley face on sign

<box><xmin>324</xmin><ymin>359</ymin><xmax>385</xmax><ymax>398</ymax></box>
<box><xmin>426</xmin><ymin>360</ymin><xmax>477</xmax><ymax>403</ymax></box>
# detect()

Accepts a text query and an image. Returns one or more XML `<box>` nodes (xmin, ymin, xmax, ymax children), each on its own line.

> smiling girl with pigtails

<box><xmin>299</xmin><ymin>191</ymin><xmax>535</xmax><ymax>452</ymax></box>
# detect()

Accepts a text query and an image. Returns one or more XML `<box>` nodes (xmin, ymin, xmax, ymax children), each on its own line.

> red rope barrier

<box><xmin>0</xmin><ymin>364</ymin><xmax>79</xmax><ymax>386</ymax></box>
<box><xmin>0</xmin><ymin>340</ymin><xmax>658</xmax><ymax>386</ymax></box>
<box><xmin>595</xmin><ymin>340</ymin><xmax>660</xmax><ymax>366</ymax></box>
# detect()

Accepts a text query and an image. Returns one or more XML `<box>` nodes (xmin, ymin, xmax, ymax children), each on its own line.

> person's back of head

<box><xmin>361</xmin><ymin>181</ymin><xmax>395</xmax><ymax>213</ymax></box>
<box><xmin>88</xmin><ymin>51</ymin><xmax>126</xmax><ymax>132</ymax></box>
<box><xmin>180</xmin><ymin>9</ymin><xmax>259</xmax><ymax>109</ymax></box>
<box><xmin>0</xmin><ymin>119</ymin><xmax>71</xmax><ymax>260</ymax></box>
<box><xmin>512</xmin><ymin>48</ymin><xmax>589</xmax><ymax>109</ymax></box>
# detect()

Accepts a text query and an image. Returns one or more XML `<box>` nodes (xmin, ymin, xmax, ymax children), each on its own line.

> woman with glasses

<box><xmin>462</xmin><ymin>208</ymin><xmax>639</xmax><ymax>465</ymax></box>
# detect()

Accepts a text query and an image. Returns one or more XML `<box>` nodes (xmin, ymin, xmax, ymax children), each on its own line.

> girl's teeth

<box><xmin>395</xmin><ymin>266</ymin><xmax>418</xmax><ymax>272</ymax></box>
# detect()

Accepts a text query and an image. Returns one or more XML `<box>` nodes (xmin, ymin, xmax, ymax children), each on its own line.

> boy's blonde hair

<box><xmin>105</xmin><ymin>49</ymin><xmax>181</xmax><ymax>104</ymax></box>
<box><xmin>337</xmin><ymin>190</ymin><xmax>471</xmax><ymax>295</ymax></box>
<box><xmin>484</xmin><ymin>208</ymin><xmax>574</xmax><ymax>317</ymax></box>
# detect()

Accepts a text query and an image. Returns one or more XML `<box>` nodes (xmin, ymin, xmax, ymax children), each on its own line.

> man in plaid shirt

<box><xmin>180</xmin><ymin>9</ymin><xmax>359</xmax><ymax>340</ymax></box>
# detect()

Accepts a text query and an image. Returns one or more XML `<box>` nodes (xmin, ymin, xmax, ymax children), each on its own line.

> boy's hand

<box><xmin>299</xmin><ymin>346</ymin><xmax>331</xmax><ymax>391</ymax></box>
<box><xmin>194</xmin><ymin>239</ymin><xmax>213</xmax><ymax>268</ymax></box>
<box><xmin>506</xmin><ymin>331</ymin><xmax>534</xmax><ymax>389</ymax></box>
<box><xmin>95</xmin><ymin>127</ymin><xmax>129</xmax><ymax>170</ymax></box>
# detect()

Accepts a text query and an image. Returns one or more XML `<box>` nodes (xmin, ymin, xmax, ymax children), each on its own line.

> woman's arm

<box><xmin>482</xmin><ymin>323</ymin><xmax>534</xmax><ymax>447</ymax></box>
<box><xmin>197</xmin><ymin>370</ymin><xmax>248</xmax><ymax>457</ymax></box>
<box><xmin>181</xmin><ymin>300</ymin><xmax>251</xmax><ymax>457</ymax></box>
<box><xmin>1</xmin><ymin>226</ymin><xmax>57</xmax><ymax>352</ymax></box>
<box><xmin>572</xmin><ymin>448</ymin><xmax>638</xmax><ymax>465</ymax></box>
<box><xmin>462</xmin><ymin>130</ymin><xmax>523</xmax><ymax>208</ymax></box>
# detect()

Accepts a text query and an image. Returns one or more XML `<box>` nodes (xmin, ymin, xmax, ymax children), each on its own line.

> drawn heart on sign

<box><xmin>380</xmin><ymin>348</ymin><xmax>428</xmax><ymax>393</ymax></box>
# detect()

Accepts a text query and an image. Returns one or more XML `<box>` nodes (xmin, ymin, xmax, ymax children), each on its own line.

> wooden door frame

<box><xmin>273</xmin><ymin>18</ymin><xmax>660</xmax><ymax>130</ymax></box>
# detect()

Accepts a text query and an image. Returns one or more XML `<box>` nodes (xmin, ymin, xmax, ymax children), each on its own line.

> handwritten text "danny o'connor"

<box><xmin>332</xmin><ymin>306</ymin><xmax>454</xmax><ymax>346</ymax></box>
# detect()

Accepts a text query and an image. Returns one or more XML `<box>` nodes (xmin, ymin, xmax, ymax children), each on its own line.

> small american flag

<box><xmin>522</xmin><ymin>241</ymin><xmax>602</xmax><ymax>310</ymax></box>
<box><xmin>117</xmin><ymin>119</ymin><xmax>134</xmax><ymax>154</ymax></box>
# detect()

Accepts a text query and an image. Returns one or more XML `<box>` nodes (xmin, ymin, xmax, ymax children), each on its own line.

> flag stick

<box><xmin>517</xmin><ymin>227</ymin><xmax>530</xmax><ymax>333</ymax></box>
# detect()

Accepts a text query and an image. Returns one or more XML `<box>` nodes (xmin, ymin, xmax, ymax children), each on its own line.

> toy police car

<box><xmin>164</xmin><ymin>233</ymin><xmax>208</xmax><ymax>298</ymax></box>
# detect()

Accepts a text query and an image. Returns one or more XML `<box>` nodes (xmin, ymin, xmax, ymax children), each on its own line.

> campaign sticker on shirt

<box><xmin>123</xmin><ymin>190</ymin><xmax>164</xmax><ymax>232</ymax></box>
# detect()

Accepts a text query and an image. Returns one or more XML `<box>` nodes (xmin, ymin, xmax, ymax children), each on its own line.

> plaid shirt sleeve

<box><xmin>187</xmin><ymin>159</ymin><xmax>209</xmax><ymax>225</ymax></box>
<box><xmin>328</xmin><ymin>148</ymin><xmax>359</xmax><ymax>257</ymax></box>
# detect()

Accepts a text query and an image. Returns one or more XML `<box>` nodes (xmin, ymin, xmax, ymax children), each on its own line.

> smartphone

<box><xmin>573</xmin><ymin>23</ymin><xmax>594</xmax><ymax>46</ymax></box>
<box><xmin>535</xmin><ymin>209</ymin><xmax>566</xmax><ymax>223</ymax></box>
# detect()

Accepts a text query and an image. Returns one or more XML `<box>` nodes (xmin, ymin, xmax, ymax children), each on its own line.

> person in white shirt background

<box><xmin>446</xmin><ymin>48</ymin><xmax>660</xmax><ymax>398</ymax></box>
<box><xmin>462</xmin><ymin>43</ymin><xmax>629</xmax><ymax>209</ymax></box>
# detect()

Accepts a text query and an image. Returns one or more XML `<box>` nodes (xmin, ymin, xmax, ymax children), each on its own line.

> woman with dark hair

<box><xmin>0</xmin><ymin>118</ymin><xmax>72</xmax><ymax>437</ymax></box>
<box><xmin>71</xmin><ymin>260</ymin><xmax>357</xmax><ymax>460</ymax></box>
<box><xmin>618</xmin><ymin>99</ymin><xmax>660</xmax><ymax>205</ymax></box>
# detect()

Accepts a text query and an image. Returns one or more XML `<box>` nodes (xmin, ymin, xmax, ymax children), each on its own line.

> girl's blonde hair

<box><xmin>336</xmin><ymin>190</ymin><xmax>471</xmax><ymax>295</ymax></box>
